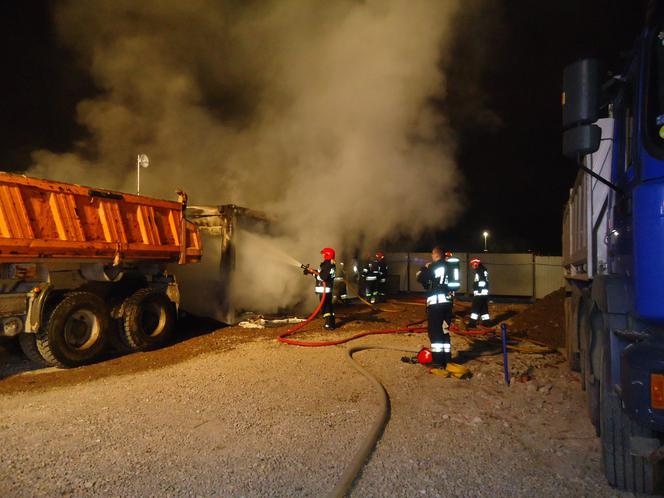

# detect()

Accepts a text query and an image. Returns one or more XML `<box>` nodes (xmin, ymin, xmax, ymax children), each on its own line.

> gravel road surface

<box><xmin>0</xmin><ymin>301</ymin><xmax>629</xmax><ymax>497</ymax></box>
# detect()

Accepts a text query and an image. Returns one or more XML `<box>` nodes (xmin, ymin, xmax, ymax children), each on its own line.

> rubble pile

<box><xmin>506</xmin><ymin>288</ymin><xmax>565</xmax><ymax>348</ymax></box>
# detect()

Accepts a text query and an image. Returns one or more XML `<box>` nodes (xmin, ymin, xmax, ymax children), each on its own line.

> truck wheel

<box><xmin>107</xmin><ymin>320</ymin><xmax>132</xmax><ymax>353</ymax></box>
<box><xmin>121</xmin><ymin>288</ymin><xmax>176</xmax><ymax>351</ymax></box>
<box><xmin>583</xmin><ymin>303</ymin><xmax>601</xmax><ymax>435</ymax></box>
<box><xmin>566</xmin><ymin>291</ymin><xmax>582</xmax><ymax>372</ymax></box>
<box><xmin>600</xmin><ymin>349</ymin><xmax>664</xmax><ymax>493</ymax></box>
<box><xmin>18</xmin><ymin>333</ymin><xmax>48</xmax><ymax>366</ymax></box>
<box><xmin>36</xmin><ymin>292</ymin><xmax>109</xmax><ymax>368</ymax></box>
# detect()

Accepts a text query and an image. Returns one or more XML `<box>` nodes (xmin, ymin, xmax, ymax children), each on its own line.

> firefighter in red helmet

<box><xmin>375</xmin><ymin>251</ymin><xmax>388</xmax><ymax>302</ymax></box>
<box><xmin>362</xmin><ymin>250</ymin><xmax>388</xmax><ymax>303</ymax></box>
<box><xmin>468</xmin><ymin>257</ymin><xmax>491</xmax><ymax>328</ymax></box>
<box><xmin>304</xmin><ymin>247</ymin><xmax>337</xmax><ymax>329</ymax></box>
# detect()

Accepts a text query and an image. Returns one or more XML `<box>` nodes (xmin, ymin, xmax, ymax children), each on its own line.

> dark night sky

<box><xmin>0</xmin><ymin>1</ymin><xmax>650</xmax><ymax>254</ymax></box>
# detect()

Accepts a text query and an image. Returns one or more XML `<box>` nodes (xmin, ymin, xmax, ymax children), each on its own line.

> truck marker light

<box><xmin>651</xmin><ymin>374</ymin><xmax>664</xmax><ymax>409</ymax></box>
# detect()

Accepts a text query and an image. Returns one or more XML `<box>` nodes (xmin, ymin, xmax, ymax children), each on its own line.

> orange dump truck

<box><xmin>0</xmin><ymin>172</ymin><xmax>201</xmax><ymax>367</ymax></box>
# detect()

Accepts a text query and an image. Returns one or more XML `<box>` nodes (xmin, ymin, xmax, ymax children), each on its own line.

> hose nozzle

<box><xmin>301</xmin><ymin>263</ymin><xmax>319</xmax><ymax>276</ymax></box>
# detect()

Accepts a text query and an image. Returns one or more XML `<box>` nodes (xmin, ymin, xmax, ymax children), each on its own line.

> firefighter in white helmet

<box><xmin>468</xmin><ymin>257</ymin><xmax>491</xmax><ymax>328</ymax></box>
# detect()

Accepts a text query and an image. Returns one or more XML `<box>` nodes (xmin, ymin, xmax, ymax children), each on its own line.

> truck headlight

<box><xmin>3</xmin><ymin>317</ymin><xmax>23</xmax><ymax>337</ymax></box>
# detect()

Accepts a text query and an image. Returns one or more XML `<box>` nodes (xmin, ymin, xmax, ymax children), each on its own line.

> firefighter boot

<box><xmin>431</xmin><ymin>351</ymin><xmax>447</xmax><ymax>369</ymax></box>
<box><xmin>324</xmin><ymin>314</ymin><xmax>336</xmax><ymax>330</ymax></box>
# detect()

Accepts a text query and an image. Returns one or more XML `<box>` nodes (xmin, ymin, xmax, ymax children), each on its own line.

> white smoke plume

<box><xmin>29</xmin><ymin>0</ymin><xmax>463</xmax><ymax>313</ymax></box>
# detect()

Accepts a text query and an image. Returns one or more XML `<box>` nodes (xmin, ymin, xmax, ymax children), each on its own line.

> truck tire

<box><xmin>36</xmin><ymin>292</ymin><xmax>110</xmax><ymax>368</ymax></box>
<box><xmin>565</xmin><ymin>291</ymin><xmax>581</xmax><ymax>372</ymax></box>
<box><xmin>583</xmin><ymin>303</ymin><xmax>601</xmax><ymax>435</ymax></box>
<box><xmin>18</xmin><ymin>333</ymin><xmax>48</xmax><ymax>366</ymax></box>
<box><xmin>600</xmin><ymin>349</ymin><xmax>664</xmax><ymax>493</ymax></box>
<box><xmin>121</xmin><ymin>288</ymin><xmax>176</xmax><ymax>351</ymax></box>
<box><xmin>107</xmin><ymin>320</ymin><xmax>132</xmax><ymax>353</ymax></box>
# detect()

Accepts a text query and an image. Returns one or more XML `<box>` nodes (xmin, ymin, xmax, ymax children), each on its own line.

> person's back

<box><xmin>418</xmin><ymin>259</ymin><xmax>451</xmax><ymax>305</ymax></box>
<box><xmin>417</xmin><ymin>247</ymin><xmax>453</xmax><ymax>366</ymax></box>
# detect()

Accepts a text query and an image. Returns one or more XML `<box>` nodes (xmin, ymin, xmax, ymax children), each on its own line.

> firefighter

<box><xmin>304</xmin><ymin>247</ymin><xmax>337</xmax><ymax>329</ymax></box>
<box><xmin>416</xmin><ymin>246</ymin><xmax>453</xmax><ymax>367</ymax></box>
<box><xmin>468</xmin><ymin>257</ymin><xmax>491</xmax><ymax>328</ymax></box>
<box><xmin>362</xmin><ymin>251</ymin><xmax>388</xmax><ymax>303</ymax></box>
<box><xmin>375</xmin><ymin>251</ymin><xmax>388</xmax><ymax>302</ymax></box>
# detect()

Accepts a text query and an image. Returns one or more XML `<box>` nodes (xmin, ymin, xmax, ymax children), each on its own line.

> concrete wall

<box><xmin>385</xmin><ymin>252</ymin><xmax>563</xmax><ymax>299</ymax></box>
<box><xmin>535</xmin><ymin>255</ymin><xmax>564</xmax><ymax>298</ymax></box>
<box><xmin>468</xmin><ymin>252</ymin><xmax>533</xmax><ymax>296</ymax></box>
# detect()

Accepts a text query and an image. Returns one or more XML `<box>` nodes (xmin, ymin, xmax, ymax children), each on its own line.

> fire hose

<box><xmin>278</xmin><ymin>281</ymin><xmax>427</xmax><ymax>347</ymax></box>
<box><xmin>342</xmin><ymin>278</ymin><xmax>406</xmax><ymax>313</ymax></box>
<box><xmin>277</xmin><ymin>282</ymin><xmax>431</xmax><ymax>496</ymax></box>
<box><xmin>277</xmin><ymin>281</ymin><xmax>471</xmax><ymax>497</ymax></box>
<box><xmin>277</xmin><ymin>279</ymin><xmax>551</xmax><ymax>496</ymax></box>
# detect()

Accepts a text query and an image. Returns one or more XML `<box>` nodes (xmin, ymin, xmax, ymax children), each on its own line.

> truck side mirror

<box><xmin>563</xmin><ymin>58</ymin><xmax>600</xmax><ymax>128</ymax></box>
<box><xmin>563</xmin><ymin>124</ymin><xmax>601</xmax><ymax>158</ymax></box>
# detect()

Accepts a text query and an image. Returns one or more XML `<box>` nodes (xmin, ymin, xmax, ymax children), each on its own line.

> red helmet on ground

<box><xmin>417</xmin><ymin>348</ymin><xmax>432</xmax><ymax>365</ymax></box>
<box><xmin>321</xmin><ymin>247</ymin><xmax>335</xmax><ymax>260</ymax></box>
<box><xmin>375</xmin><ymin>251</ymin><xmax>385</xmax><ymax>260</ymax></box>
<box><xmin>470</xmin><ymin>257</ymin><xmax>481</xmax><ymax>268</ymax></box>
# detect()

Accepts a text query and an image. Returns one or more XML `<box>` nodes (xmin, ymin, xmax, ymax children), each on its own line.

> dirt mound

<box><xmin>507</xmin><ymin>288</ymin><xmax>565</xmax><ymax>348</ymax></box>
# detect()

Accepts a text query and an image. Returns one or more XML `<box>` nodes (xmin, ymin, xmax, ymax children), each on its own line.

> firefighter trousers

<box><xmin>427</xmin><ymin>302</ymin><xmax>452</xmax><ymax>364</ymax></box>
<box><xmin>318</xmin><ymin>292</ymin><xmax>335</xmax><ymax>328</ymax></box>
<box><xmin>470</xmin><ymin>296</ymin><xmax>490</xmax><ymax>324</ymax></box>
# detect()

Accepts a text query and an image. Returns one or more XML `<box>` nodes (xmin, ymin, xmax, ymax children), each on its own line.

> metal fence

<box><xmin>385</xmin><ymin>252</ymin><xmax>563</xmax><ymax>299</ymax></box>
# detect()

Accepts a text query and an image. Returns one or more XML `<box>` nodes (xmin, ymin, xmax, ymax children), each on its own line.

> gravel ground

<box><xmin>0</xmin><ymin>301</ymin><xmax>630</xmax><ymax>497</ymax></box>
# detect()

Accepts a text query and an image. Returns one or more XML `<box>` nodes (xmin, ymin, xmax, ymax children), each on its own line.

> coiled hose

<box><xmin>276</xmin><ymin>283</ymin><xmax>426</xmax><ymax>497</ymax></box>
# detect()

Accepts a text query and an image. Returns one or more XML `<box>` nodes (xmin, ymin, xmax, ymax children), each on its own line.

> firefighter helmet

<box><xmin>417</xmin><ymin>348</ymin><xmax>432</xmax><ymax>365</ymax></box>
<box><xmin>444</xmin><ymin>251</ymin><xmax>453</xmax><ymax>259</ymax></box>
<box><xmin>470</xmin><ymin>257</ymin><xmax>481</xmax><ymax>268</ymax></box>
<box><xmin>321</xmin><ymin>247</ymin><xmax>335</xmax><ymax>260</ymax></box>
<box><xmin>375</xmin><ymin>251</ymin><xmax>385</xmax><ymax>260</ymax></box>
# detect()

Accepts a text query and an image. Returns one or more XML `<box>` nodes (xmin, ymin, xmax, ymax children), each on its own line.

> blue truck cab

<box><xmin>562</xmin><ymin>5</ymin><xmax>664</xmax><ymax>493</ymax></box>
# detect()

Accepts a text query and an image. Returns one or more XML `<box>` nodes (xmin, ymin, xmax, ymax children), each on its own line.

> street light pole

<box><xmin>136</xmin><ymin>154</ymin><xmax>149</xmax><ymax>195</ymax></box>
<box><xmin>483</xmin><ymin>231</ymin><xmax>489</xmax><ymax>252</ymax></box>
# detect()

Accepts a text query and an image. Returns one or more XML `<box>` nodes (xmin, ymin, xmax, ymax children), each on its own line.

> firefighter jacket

<box><xmin>362</xmin><ymin>259</ymin><xmax>388</xmax><ymax>282</ymax></box>
<box><xmin>315</xmin><ymin>260</ymin><xmax>336</xmax><ymax>294</ymax></box>
<box><xmin>416</xmin><ymin>260</ymin><xmax>452</xmax><ymax>305</ymax></box>
<box><xmin>472</xmin><ymin>264</ymin><xmax>490</xmax><ymax>296</ymax></box>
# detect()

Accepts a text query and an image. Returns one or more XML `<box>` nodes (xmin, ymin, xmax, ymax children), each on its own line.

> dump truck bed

<box><xmin>562</xmin><ymin>118</ymin><xmax>613</xmax><ymax>281</ymax></box>
<box><xmin>0</xmin><ymin>172</ymin><xmax>201</xmax><ymax>263</ymax></box>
